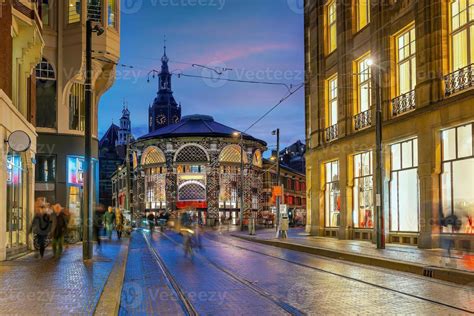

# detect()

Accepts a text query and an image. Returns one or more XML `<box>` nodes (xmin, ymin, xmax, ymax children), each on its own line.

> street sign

<box><xmin>7</xmin><ymin>130</ymin><xmax>31</xmax><ymax>152</ymax></box>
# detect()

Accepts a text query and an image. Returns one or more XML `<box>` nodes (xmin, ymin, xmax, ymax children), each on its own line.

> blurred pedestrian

<box><xmin>30</xmin><ymin>199</ymin><xmax>52</xmax><ymax>258</ymax></box>
<box><xmin>94</xmin><ymin>204</ymin><xmax>105</xmax><ymax>250</ymax></box>
<box><xmin>51</xmin><ymin>203</ymin><xmax>68</xmax><ymax>258</ymax></box>
<box><xmin>440</xmin><ymin>213</ymin><xmax>462</xmax><ymax>267</ymax></box>
<box><xmin>115</xmin><ymin>208</ymin><xmax>124</xmax><ymax>240</ymax></box>
<box><xmin>104</xmin><ymin>207</ymin><xmax>116</xmax><ymax>240</ymax></box>
<box><xmin>147</xmin><ymin>212</ymin><xmax>155</xmax><ymax>235</ymax></box>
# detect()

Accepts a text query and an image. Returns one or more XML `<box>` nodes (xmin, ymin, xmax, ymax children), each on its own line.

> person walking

<box><xmin>51</xmin><ymin>203</ymin><xmax>68</xmax><ymax>258</ymax></box>
<box><xmin>30</xmin><ymin>199</ymin><xmax>52</xmax><ymax>258</ymax></box>
<box><xmin>115</xmin><ymin>208</ymin><xmax>124</xmax><ymax>240</ymax></box>
<box><xmin>147</xmin><ymin>212</ymin><xmax>155</xmax><ymax>236</ymax></box>
<box><xmin>94</xmin><ymin>204</ymin><xmax>105</xmax><ymax>250</ymax></box>
<box><xmin>104</xmin><ymin>207</ymin><xmax>116</xmax><ymax>240</ymax></box>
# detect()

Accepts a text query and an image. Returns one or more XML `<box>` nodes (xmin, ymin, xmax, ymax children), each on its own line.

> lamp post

<box><xmin>272</xmin><ymin>129</ymin><xmax>280</xmax><ymax>231</ymax></box>
<box><xmin>233</xmin><ymin>131</ymin><xmax>245</xmax><ymax>231</ymax></box>
<box><xmin>83</xmin><ymin>19</ymin><xmax>104</xmax><ymax>260</ymax></box>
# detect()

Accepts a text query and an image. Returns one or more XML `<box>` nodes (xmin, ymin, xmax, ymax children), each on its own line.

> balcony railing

<box><xmin>325</xmin><ymin>124</ymin><xmax>338</xmax><ymax>142</ymax></box>
<box><xmin>354</xmin><ymin>109</ymin><xmax>372</xmax><ymax>131</ymax></box>
<box><xmin>87</xmin><ymin>0</ymin><xmax>102</xmax><ymax>22</ymax></box>
<box><xmin>392</xmin><ymin>89</ymin><xmax>415</xmax><ymax>117</ymax></box>
<box><xmin>445</xmin><ymin>64</ymin><xmax>474</xmax><ymax>96</ymax></box>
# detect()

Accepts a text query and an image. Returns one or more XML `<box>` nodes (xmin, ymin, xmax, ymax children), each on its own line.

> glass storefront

<box><xmin>389</xmin><ymin>138</ymin><xmax>419</xmax><ymax>232</ymax></box>
<box><xmin>6</xmin><ymin>152</ymin><xmax>28</xmax><ymax>252</ymax></box>
<box><xmin>353</xmin><ymin>151</ymin><xmax>374</xmax><ymax>228</ymax></box>
<box><xmin>325</xmin><ymin>160</ymin><xmax>340</xmax><ymax>227</ymax></box>
<box><xmin>441</xmin><ymin>123</ymin><xmax>474</xmax><ymax>233</ymax></box>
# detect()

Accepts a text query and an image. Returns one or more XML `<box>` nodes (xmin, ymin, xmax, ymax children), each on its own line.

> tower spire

<box><xmin>162</xmin><ymin>35</ymin><xmax>169</xmax><ymax>64</ymax></box>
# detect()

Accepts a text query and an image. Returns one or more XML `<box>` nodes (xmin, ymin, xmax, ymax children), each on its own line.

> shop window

<box><xmin>357</xmin><ymin>55</ymin><xmax>371</xmax><ymax>113</ymax></box>
<box><xmin>353</xmin><ymin>151</ymin><xmax>374</xmax><ymax>228</ymax></box>
<box><xmin>327</xmin><ymin>0</ymin><xmax>337</xmax><ymax>54</ymax></box>
<box><xmin>6</xmin><ymin>153</ymin><xmax>26</xmax><ymax>250</ymax></box>
<box><xmin>390</xmin><ymin>138</ymin><xmax>419</xmax><ymax>232</ymax></box>
<box><xmin>35</xmin><ymin>59</ymin><xmax>57</xmax><ymax>128</ymax></box>
<box><xmin>69</xmin><ymin>83</ymin><xmax>85</xmax><ymax>131</ymax></box>
<box><xmin>35</xmin><ymin>155</ymin><xmax>56</xmax><ymax>183</ymax></box>
<box><xmin>441</xmin><ymin>123</ymin><xmax>474</xmax><ymax>233</ymax></box>
<box><xmin>327</xmin><ymin>75</ymin><xmax>338</xmax><ymax>127</ymax></box>
<box><xmin>356</xmin><ymin>0</ymin><xmax>370</xmax><ymax>31</ymax></box>
<box><xmin>325</xmin><ymin>160</ymin><xmax>340</xmax><ymax>227</ymax></box>
<box><xmin>396</xmin><ymin>26</ymin><xmax>416</xmax><ymax>96</ymax></box>
<box><xmin>68</xmin><ymin>0</ymin><xmax>81</xmax><ymax>24</ymax></box>
<box><xmin>451</xmin><ymin>0</ymin><xmax>474</xmax><ymax>71</ymax></box>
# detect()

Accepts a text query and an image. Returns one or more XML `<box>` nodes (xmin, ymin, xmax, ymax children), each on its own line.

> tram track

<box><xmin>202</xmin><ymin>232</ymin><xmax>474</xmax><ymax>315</ymax></box>
<box><xmin>154</xmin><ymin>230</ymin><xmax>305</xmax><ymax>316</ymax></box>
<box><xmin>141</xmin><ymin>231</ymin><xmax>198</xmax><ymax>316</ymax></box>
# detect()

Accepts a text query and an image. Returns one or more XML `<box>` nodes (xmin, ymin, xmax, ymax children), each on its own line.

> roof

<box><xmin>262</xmin><ymin>158</ymin><xmax>305</xmax><ymax>177</ymax></box>
<box><xmin>138</xmin><ymin>114</ymin><xmax>267</xmax><ymax>146</ymax></box>
<box><xmin>99</xmin><ymin>123</ymin><xmax>120</xmax><ymax>148</ymax></box>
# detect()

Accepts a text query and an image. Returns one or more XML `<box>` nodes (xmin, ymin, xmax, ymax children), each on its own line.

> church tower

<box><xmin>117</xmin><ymin>103</ymin><xmax>132</xmax><ymax>146</ymax></box>
<box><xmin>148</xmin><ymin>44</ymin><xmax>181</xmax><ymax>132</ymax></box>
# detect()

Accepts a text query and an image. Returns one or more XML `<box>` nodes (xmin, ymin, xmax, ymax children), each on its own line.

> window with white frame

<box><xmin>441</xmin><ymin>123</ymin><xmax>474</xmax><ymax>234</ymax></box>
<box><xmin>353</xmin><ymin>151</ymin><xmax>374</xmax><ymax>228</ymax></box>
<box><xmin>450</xmin><ymin>0</ymin><xmax>474</xmax><ymax>71</ymax></box>
<box><xmin>357</xmin><ymin>55</ymin><xmax>371</xmax><ymax>113</ymax></box>
<box><xmin>390</xmin><ymin>138</ymin><xmax>419</xmax><ymax>232</ymax></box>
<box><xmin>325</xmin><ymin>160</ymin><xmax>340</xmax><ymax>227</ymax></box>
<box><xmin>327</xmin><ymin>0</ymin><xmax>337</xmax><ymax>54</ymax></box>
<box><xmin>396</xmin><ymin>26</ymin><xmax>416</xmax><ymax>95</ymax></box>
<box><xmin>327</xmin><ymin>75</ymin><xmax>338</xmax><ymax>127</ymax></box>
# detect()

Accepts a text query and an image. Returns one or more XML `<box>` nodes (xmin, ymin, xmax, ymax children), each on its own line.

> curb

<box><xmin>232</xmin><ymin>234</ymin><xmax>474</xmax><ymax>285</ymax></box>
<box><xmin>94</xmin><ymin>238</ymin><xmax>131</xmax><ymax>316</ymax></box>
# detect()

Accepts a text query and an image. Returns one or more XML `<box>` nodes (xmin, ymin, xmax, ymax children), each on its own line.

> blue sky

<box><xmin>98</xmin><ymin>0</ymin><xmax>305</xmax><ymax>150</ymax></box>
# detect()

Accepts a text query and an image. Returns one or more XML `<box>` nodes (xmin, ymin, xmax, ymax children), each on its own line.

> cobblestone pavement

<box><xmin>0</xmin><ymin>240</ymin><xmax>122</xmax><ymax>315</ymax></box>
<box><xmin>126</xmin><ymin>228</ymin><xmax>474</xmax><ymax>315</ymax></box>
<box><xmin>235</xmin><ymin>228</ymin><xmax>474</xmax><ymax>272</ymax></box>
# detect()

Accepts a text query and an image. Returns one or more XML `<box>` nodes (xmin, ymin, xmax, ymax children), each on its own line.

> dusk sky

<box><xmin>98</xmin><ymin>0</ymin><xmax>305</xmax><ymax>151</ymax></box>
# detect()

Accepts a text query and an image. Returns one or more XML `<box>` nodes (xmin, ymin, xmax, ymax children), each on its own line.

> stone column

<box><xmin>165</xmin><ymin>152</ymin><xmax>176</xmax><ymax>215</ymax></box>
<box><xmin>206</xmin><ymin>151</ymin><xmax>220</xmax><ymax>221</ymax></box>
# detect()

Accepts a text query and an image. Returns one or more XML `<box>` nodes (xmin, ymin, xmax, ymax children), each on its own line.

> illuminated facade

<box><xmin>132</xmin><ymin>114</ymin><xmax>266</xmax><ymax>224</ymax></box>
<box><xmin>305</xmin><ymin>0</ymin><xmax>474</xmax><ymax>250</ymax></box>
<box><xmin>0</xmin><ymin>1</ymin><xmax>44</xmax><ymax>259</ymax></box>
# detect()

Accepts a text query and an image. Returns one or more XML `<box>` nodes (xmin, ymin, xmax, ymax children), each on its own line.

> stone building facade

<box><xmin>305</xmin><ymin>0</ymin><xmax>474</xmax><ymax>250</ymax></box>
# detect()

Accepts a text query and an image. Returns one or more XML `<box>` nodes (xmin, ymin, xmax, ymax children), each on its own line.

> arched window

<box><xmin>141</xmin><ymin>146</ymin><xmax>166</xmax><ymax>166</ymax></box>
<box><xmin>35</xmin><ymin>59</ymin><xmax>57</xmax><ymax>128</ymax></box>
<box><xmin>219</xmin><ymin>144</ymin><xmax>247</xmax><ymax>164</ymax></box>
<box><xmin>175</xmin><ymin>145</ymin><xmax>208</xmax><ymax>163</ymax></box>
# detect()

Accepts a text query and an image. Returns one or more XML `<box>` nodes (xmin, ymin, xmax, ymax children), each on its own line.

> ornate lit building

<box><xmin>305</xmin><ymin>0</ymin><xmax>474</xmax><ymax>250</ymax></box>
<box><xmin>132</xmin><ymin>114</ymin><xmax>266</xmax><ymax>224</ymax></box>
<box><xmin>148</xmin><ymin>46</ymin><xmax>181</xmax><ymax>132</ymax></box>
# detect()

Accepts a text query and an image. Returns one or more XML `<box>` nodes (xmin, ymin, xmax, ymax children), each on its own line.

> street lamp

<box><xmin>271</xmin><ymin>129</ymin><xmax>280</xmax><ymax>233</ymax></box>
<box><xmin>83</xmin><ymin>19</ymin><xmax>104</xmax><ymax>260</ymax></box>
<box><xmin>233</xmin><ymin>131</ymin><xmax>245</xmax><ymax>231</ymax></box>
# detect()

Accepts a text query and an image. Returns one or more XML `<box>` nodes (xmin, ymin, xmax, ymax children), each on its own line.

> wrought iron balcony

<box><xmin>354</xmin><ymin>109</ymin><xmax>372</xmax><ymax>131</ymax></box>
<box><xmin>392</xmin><ymin>89</ymin><xmax>415</xmax><ymax>117</ymax></box>
<box><xmin>445</xmin><ymin>64</ymin><xmax>474</xmax><ymax>96</ymax></box>
<box><xmin>325</xmin><ymin>124</ymin><xmax>338</xmax><ymax>142</ymax></box>
<box><xmin>87</xmin><ymin>0</ymin><xmax>102</xmax><ymax>22</ymax></box>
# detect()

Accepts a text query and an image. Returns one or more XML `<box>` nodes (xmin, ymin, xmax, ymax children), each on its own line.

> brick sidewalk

<box><xmin>0</xmin><ymin>240</ymin><xmax>123</xmax><ymax>315</ymax></box>
<box><xmin>232</xmin><ymin>228</ymin><xmax>474</xmax><ymax>283</ymax></box>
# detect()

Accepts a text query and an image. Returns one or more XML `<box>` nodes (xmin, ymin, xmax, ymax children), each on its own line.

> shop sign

<box><xmin>7</xmin><ymin>130</ymin><xmax>31</xmax><ymax>152</ymax></box>
<box><xmin>176</xmin><ymin>201</ymin><xmax>208</xmax><ymax>209</ymax></box>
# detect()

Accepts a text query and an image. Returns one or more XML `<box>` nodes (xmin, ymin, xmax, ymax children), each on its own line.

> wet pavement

<box><xmin>0</xmin><ymin>240</ymin><xmax>122</xmax><ymax>315</ymax></box>
<box><xmin>121</xmin><ymin>229</ymin><xmax>474</xmax><ymax>315</ymax></box>
<box><xmin>233</xmin><ymin>228</ymin><xmax>474</xmax><ymax>272</ymax></box>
